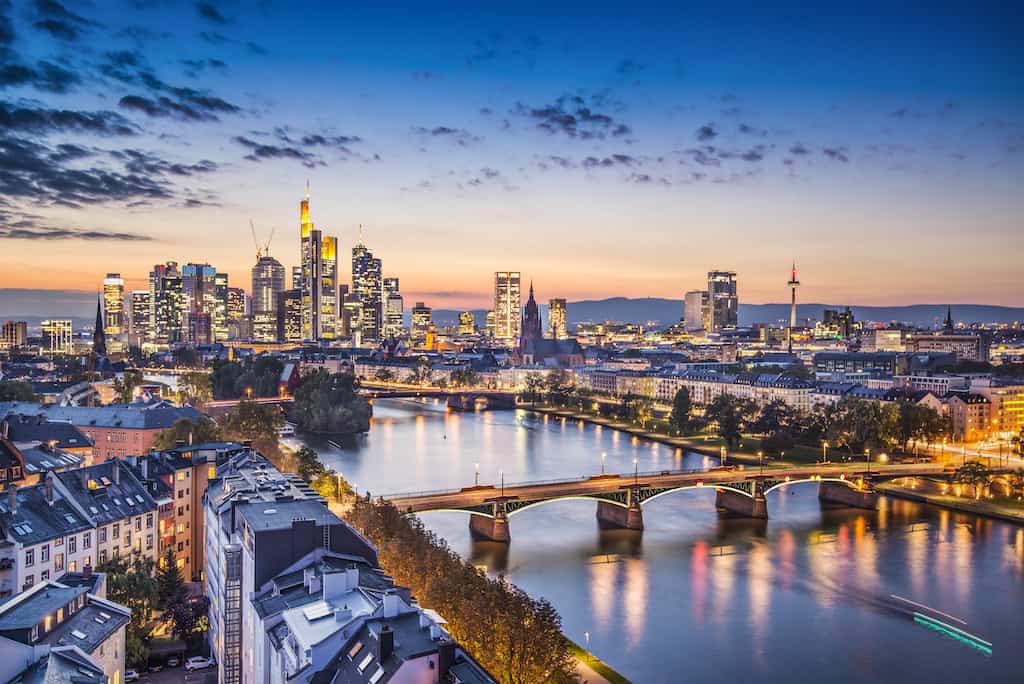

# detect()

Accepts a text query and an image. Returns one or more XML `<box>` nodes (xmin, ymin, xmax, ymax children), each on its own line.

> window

<box><xmin>176</xmin><ymin>523</ymin><xmax>185</xmax><ymax>534</ymax></box>
<box><xmin>54</xmin><ymin>553</ymin><xmax>64</xmax><ymax>572</ymax></box>
<box><xmin>40</xmin><ymin>570</ymin><xmax>49</xmax><ymax>581</ymax></box>
<box><xmin>54</xmin><ymin>536</ymin><xmax>64</xmax><ymax>547</ymax></box>
<box><xmin>68</xmin><ymin>536</ymin><xmax>76</xmax><ymax>554</ymax></box>
<box><xmin>146</xmin><ymin>514</ymin><xmax>153</xmax><ymax>529</ymax></box>
<box><xmin>41</xmin><ymin>545</ymin><xmax>49</xmax><ymax>563</ymax></box>
<box><xmin>177</xmin><ymin>490</ymin><xmax>184</xmax><ymax>499</ymax></box>
<box><xmin>176</xmin><ymin>471</ymin><xmax>186</xmax><ymax>481</ymax></box>
<box><xmin>126</xmin><ymin>531</ymin><xmax>132</xmax><ymax>547</ymax></box>
<box><xmin>178</xmin><ymin>506</ymin><xmax>184</xmax><ymax>517</ymax></box>
<box><xmin>146</xmin><ymin>534</ymin><xmax>153</xmax><ymax>550</ymax></box>
<box><xmin>83</xmin><ymin>532</ymin><xmax>91</xmax><ymax>549</ymax></box>
<box><xmin>30</xmin><ymin>625</ymin><xmax>38</xmax><ymax>642</ymax></box>
<box><xmin>208</xmin><ymin>465</ymin><xmax>216</xmax><ymax>479</ymax></box>
<box><xmin>24</xmin><ymin>575</ymin><xmax>34</xmax><ymax>588</ymax></box>
<box><xmin>177</xmin><ymin>542</ymin><xmax>184</xmax><ymax>552</ymax></box>
<box><xmin>99</xmin><ymin>528</ymin><xmax>107</xmax><ymax>544</ymax></box>
<box><xmin>69</xmin><ymin>560</ymin><xmax>76</xmax><ymax>572</ymax></box>
<box><xmin>135</xmin><ymin>517</ymin><xmax>141</xmax><ymax>532</ymax></box>
<box><xmin>25</xmin><ymin>549</ymin><xmax>34</xmax><ymax>567</ymax></box>
<box><xmin>84</xmin><ymin>555</ymin><xmax>91</xmax><ymax>567</ymax></box>
<box><xmin>100</xmin><ymin>550</ymin><xmax>108</xmax><ymax>564</ymax></box>
<box><xmin>112</xmin><ymin>524</ymin><xmax>119</xmax><ymax>537</ymax></box>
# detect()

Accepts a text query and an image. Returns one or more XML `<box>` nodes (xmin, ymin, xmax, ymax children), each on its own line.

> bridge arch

<box><xmin>762</xmin><ymin>477</ymin><xmax>862</xmax><ymax>496</ymax></box>
<box><xmin>414</xmin><ymin>507</ymin><xmax>496</xmax><ymax>519</ymax></box>
<box><xmin>506</xmin><ymin>495</ymin><xmax>629</xmax><ymax>517</ymax></box>
<box><xmin>640</xmin><ymin>483</ymin><xmax>754</xmax><ymax>506</ymax></box>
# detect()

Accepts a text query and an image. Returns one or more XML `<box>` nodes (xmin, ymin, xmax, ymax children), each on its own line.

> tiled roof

<box><xmin>55</xmin><ymin>460</ymin><xmax>157</xmax><ymax>526</ymax></box>
<box><xmin>0</xmin><ymin>401</ymin><xmax>205</xmax><ymax>430</ymax></box>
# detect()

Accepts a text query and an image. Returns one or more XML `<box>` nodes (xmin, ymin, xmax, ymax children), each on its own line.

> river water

<box><xmin>300</xmin><ymin>399</ymin><xmax>1024</xmax><ymax>683</ymax></box>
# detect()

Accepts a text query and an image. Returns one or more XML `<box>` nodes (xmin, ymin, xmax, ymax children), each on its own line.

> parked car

<box><xmin>125</xmin><ymin>671</ymin><xmax>139</xmax><ymax>682</ymax></box>
<box><xmin>185</xmin><ymin>656</ymin><xmax>214</xmax><ymax>671</ymax></box>
<box><xmin>167</xmin><ymin>656</ymin><xmax>180</xmax><ymax>668</ymax></box>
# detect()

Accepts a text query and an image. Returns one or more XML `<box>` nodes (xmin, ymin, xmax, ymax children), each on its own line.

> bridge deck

<box><xmin>386</xmin><ymin>463</ymin><xmax>977</xmax><ymax>514</ymax></box>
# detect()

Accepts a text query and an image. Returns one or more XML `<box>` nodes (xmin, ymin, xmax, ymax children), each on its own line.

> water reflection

<box><xmin>305</xmin><ymin>400</ymin><xmax>1023</xmax><ymax>683</ymax></box>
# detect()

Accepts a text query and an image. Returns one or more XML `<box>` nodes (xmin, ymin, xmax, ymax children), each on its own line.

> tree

<box><xmin>98</xmin><ymin>555</ymin><xmax>158</xmax><ymax>669</ymax></box>
<box><xmin>153</xmin><ymin>417</ymin><xmax>222</xmax><ymax>450</ymax></box>
<box><xmin>157</xmin><ymin>548</ymin><xmax>185</xmax><ymax>607</ymax></box>
<box><xmin>310</xmin><ymin>468</ymin><xmax>352</xmax><ymax>500</ymax></box>
<box><xmin>751</xmin><ymin>400</ymin><xmax>792</xmax><ymax>436</ymax></box>
<box><xmin>704</xmin><ymin>394</ymin><xmax>754</xmax><ymax>449</ymax></box>
<box><xmin>449</xmin><ymin>367</ymin><xmax>480</xmax><ymax>388</ymax></box>
<box><xmin>171</xmin><ymin>347</ymin><xmax>200</xmax><ymax>368</ymax></box>
<box><xmin>0</xmin><ymin>380</ymin><xmax>36</xmax><ymax>401</ymax></box>
<box><xmin>374</xmin><ymin>367</ymin><xmax>395</xmax><ymax>383</ymax></box>
<box><xmin>295</xmin><ymin>446</ymin><xmax>325</xmax><ymax>481</ymax></box>
<box><xmin>291</xmin><ymin>370</ymin><xmax>371</xmax><ymax>434</ymax></box>
<box><xmin>112</xmin><ymin>370</ymin><xmax>144</xmax><ymax>404</ymax></box>
<box><xmin>669</xmin><ymin>387</ymin><xmax>693</xmax><ymax>434</ymax></box>
<box><xmin>168</xmin><ymin>594</ymin><xmax>209</xmax><ymax>641</ymax></box>
<box><xmin>522</xmin><ymin>373</ymin><xmax>545</xmax><ymax>406</ymax></box>
<box><xmin>953</xmin><ymin>460</ymin><xmax>991</xmax><ymax>499</ymax></box>
<box><xmin>178</xmin><ymin>371</ymin><xmax>212</xmax><ymax>406</ymax></box>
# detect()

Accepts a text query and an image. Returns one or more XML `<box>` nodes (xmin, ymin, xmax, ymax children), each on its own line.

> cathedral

<box><xmin>517</xmin><ymin>283</ymin><xmax>584</xmax><ymax>366</ymax></box>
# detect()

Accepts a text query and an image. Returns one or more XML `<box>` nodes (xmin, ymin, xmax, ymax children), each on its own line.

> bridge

<box><xmin>361</xmin><ymin>386</ymin><xmax>517</xmax><ymax>411</ymax></box>
<box><xmin>383</xmin><ymin>463</ymin><xmax>1007</xmax><ymax>542</ymax></box>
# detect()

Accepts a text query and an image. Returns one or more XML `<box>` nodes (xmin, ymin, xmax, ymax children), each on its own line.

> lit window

<box><xmin>176</xmin><ymin>471</ymin><xmax>186</xmax><ymax>481</ymax></box>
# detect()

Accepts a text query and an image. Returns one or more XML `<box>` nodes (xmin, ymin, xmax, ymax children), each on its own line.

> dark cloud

<box><xmin>268</xmin><ymin>127</ymin><xmax>367</xmax><ymax>159</ymax></box>
<box><xmin>789</xmin><ymin>143</ymin><xmax>810</xmax><ymax>156</ymax></box>
<box><xmin>31</xmin><ymin>0</ymin><xmax>98</xmax><ymax>41</ymax></box>
<box><xmin>479</xmin><ymin>107</ymin><xmax>493</xmax><ymax>116</ymax></box>
<box><xmin>682</xmin><ymin>146</ymin><xmax>720</xmax><ymax>167</ymax></box>
<box><xmin>182</xmin><ymin>57</ymin><xmax>227</xmax><ymax>77</ymax></box>
<box><xmin>626</xmin><ymin>173</ymin><xmax>670</xmax><ymax>186</ymax></box>
<box><xmin>823</xmin><ymin>146</ymin><xmax>849</xmax><ymax>162</ymax></box>
<box><xmin>119</xmin><ymin>94</ymin><xmax>220</xmax><ymax>121</ymax></box>
<box><xmin>537</xmin><ymin>155</ymin><xmax>574</xmax><ymax>170</ymax></box>
<box><xmin>109</xmin><ymin>148</ymin><xmax>218</xmax><ymax>176</ymax></box>
<box><xmin>110</xmin><ymin>61</ymin><xmax>241</xmax><ymax>121</ymax></box>
<box><xmin>0</xmin><ymin>101</ymin><xmax>138</xmax><ymax>136</ymax></box>
<box><xmin>513</xmin><ymin>93</ymin><xmax>631</xmax><ymax>140</ymax></box>
<box><xmin>0</xmin><ymin>60</ymin><xmax>81</xmax><ymax>93</ymax></box>
<box><xmin>465</xmin><ymin>31</ymin><xmax>542</xmax><ymax>69</ymax></box>
<box><xmin>246</xmin><ymin>41</ymin><xmax>267</xmax><ymax>55</ymax></box>
<box><xmin>616</xmin><ymin>59</ymin><xmax>647</xmax><ymax>77</ymax></box>
<box><xmin>0</xmin><ymin>0</ymin><xmax>14</xmax><ymax>48</ymax></box>
<box><xmin>411</xmin><ymin>125</ymin><xmax>480</xmax><ymax>146</ymax></box>
<box><xmin>49</xmin><ymin>143</ymin><xmax>92</xmax><ymax>162</ymax></box>
<box><xmin>196</xmin><ymin>1</ymin><xmax>227</xmax><ymax>24</ymax></box>
<box><xmin>233</xmin><ymin>135</ymin><xmax>323</xmax><ymax>168</ymax></box>
<box><xmin>0</xmin><ymin>223</ymin><xmax>152</xmax><ymax>241</ymax></box>
<box><xmin>695</xmin><ymin>124</ymin><xmax>717</xmax><ymax>142</ymax></box>
<box><xmin>738</xmin><ymin>123</ymin><xmax>767</xmax><ymax>137</ymax></box>
<box><xmin>200</xmin><ymin>30</ymin><xmax>227</xmax><ymax>44</ymax></box>
<box><xmin>582</xmin><ymin>154</ymin><xmax>637</xmax><ymax>169</ymax></box>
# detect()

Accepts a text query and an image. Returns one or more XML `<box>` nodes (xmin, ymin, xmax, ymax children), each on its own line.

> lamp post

<box><xmin>822</xmin><ymin>441</ymin><xmax>829</xmax><ymax>464</ymax></box>
<box><xmin>584</xmin><ymin>631</ymin><xmax>590</xmax><ymax>661</ymax></box>
<box><xmin>865</xmin><ymin>448</ymin><xmax>871</xmax><ymax>477</ymax></box>
<box><xmin>500</xmin><ymin>470</ymin><xmax>504</xmax><ymax>498</ymax></box>
<box><xmin>601</xmin><ymin>452</ymin><xmax>606</xmax><ymax>475</ymax></box>
<box><xmin>336</xmin><ymin>472</ymin><xmax>343</xmax><ymax>500</ymax></box>
<box><xmin>758</xmin><ymin>450</ymin><xmax>764</xmax><ymax>478</ymax></box>
<box><xmin>474</xmin><ymin>463</ymin><xmax>479</xmax><ymax>486</ymax></box>
<box><xmin>633</xmin><ymin>457</ymin><xmax>639</xmax><ymax>487</ymax></box>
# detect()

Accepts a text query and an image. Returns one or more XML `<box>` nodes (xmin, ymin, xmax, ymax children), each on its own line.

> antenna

<box><xmin>358</xmin><ymin>223</ymin><xmax>364</xmax><ymax>243</ymax></box>
<box><xmin>305</xmin><ymin>179</ymin><xmax>310</xmax><ymax>199</ymax></box>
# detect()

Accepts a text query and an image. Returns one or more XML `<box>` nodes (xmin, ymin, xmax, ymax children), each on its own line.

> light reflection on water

<box><xmin>305</xmin><ymin>399</ymin><xmax>1024</xmax><ymax>683</ymax></box>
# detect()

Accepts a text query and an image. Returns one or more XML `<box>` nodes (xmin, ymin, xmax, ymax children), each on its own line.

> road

<box><xmin>136</xmin><ymin>666</ymin><xmax>216</xmax><ymax>684</ymax></box>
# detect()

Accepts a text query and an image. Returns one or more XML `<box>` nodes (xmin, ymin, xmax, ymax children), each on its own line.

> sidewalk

<box><xmin>877</xmin><ymin>483</ymin><xmax>1024</xmax><ymax>525</ymax></box>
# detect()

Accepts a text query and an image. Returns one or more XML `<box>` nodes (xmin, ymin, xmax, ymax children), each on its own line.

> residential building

<box><xmin>549</xmin><ymin>298</ymin><xmax>567</xmax><ymax>339</ymax></box>
<box><xmin>971</xmin><ymin>378</ymin><xmax>1024</xmax><ymax>436</ymax></box>
<box><xmin>41</xmin><ymin>320</ymin><xmax>73</xmax><ymax>355</ymax></box>
<box><xmin>493</xmin><ymin>271</ymin><xmax>521</xmax><ymax>341</ymax></box>
<box><xmin>813</xmin><ymin>351</ymin><xmax>899</xmax><ymax>378</ymax></box>
<box><xmin>948</xmin><ymin>393</ymin><xmax>992</xmax><ymax>442</ymax></box>
<box><xmin>0</xmin><ymin>578</ymin><xmax>130</xmax><ymax>684</ymax></box>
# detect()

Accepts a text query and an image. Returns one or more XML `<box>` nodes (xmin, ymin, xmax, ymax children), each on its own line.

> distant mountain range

<box><xmin>430</xmin><ymin>299</ymin><xmax>1024</xmax><ymax>328</ymax></box>
<box><xmin>3</xmin><ymin>288</ymin><xmax>1022</xmax><ymax>332</ymax></box>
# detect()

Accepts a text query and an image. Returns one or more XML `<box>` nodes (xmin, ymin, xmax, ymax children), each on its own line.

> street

<box><xmin>136</xmin><ymin>667</ymin><xmax>216</xmax><ymax>684</ymax></box>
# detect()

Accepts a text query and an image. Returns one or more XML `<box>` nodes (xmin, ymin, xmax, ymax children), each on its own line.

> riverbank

<box><xmin>877</xmin><ymin>482</ymin><xmax>1024</xmax><ymax>525</ymax></box>
<box><xmin>568</xmin><ymin>641</ymin><xmax>631</xmax><ymax>684</ymax></box>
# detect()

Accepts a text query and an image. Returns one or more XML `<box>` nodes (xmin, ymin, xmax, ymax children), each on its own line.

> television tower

<box><xmin>787</xmin><ymin>261</ymin><xmax>799</xmax><ymax>353</ymax></box>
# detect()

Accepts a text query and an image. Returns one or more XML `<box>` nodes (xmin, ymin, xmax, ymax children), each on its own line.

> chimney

<box><xmin>7</xmin><ymin>484</ymin><xmax>16</xmax><ymax>514</ymax></box>
<box><xmin>382</xmin><ymin>591</ymin><xmax>400</xmax><ymax>618</ymax></box>
<box><xmin>45</xmin><ymin>473</ymin><xmax>54</xmax><ymax>505</ymax></box>
<box><xmin>379</xmin><ymin>624</ymin><xmax>394</xmax><ymax>661</ymax></box>
<box><xmin>111</xmin><ymin>460</ymin><xmax>120</xmax><ymax>485</ymax></box>
<box><xmin>437</xmin><ymin>639</ymin><xmax>455</xmax><ymax>678</ymax></box>
<box><xmin>140</xmin><ymin>457</ymin><xmax>149</xmax><ymax>482</ymax></box>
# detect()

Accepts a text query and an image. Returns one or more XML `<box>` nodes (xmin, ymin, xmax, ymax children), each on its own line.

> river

<box><xmin>297</xmin><ymin>399</ymin><xmax>1024</xmax><ymax>683</ymax></box>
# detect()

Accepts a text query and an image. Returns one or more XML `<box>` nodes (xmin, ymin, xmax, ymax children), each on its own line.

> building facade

<box><xmin>493</xmin><ymin>271</ymin><xmax>521</xmax><ymax>342</ymax></box>
<box><xmin>549</xmin><ymin>298</ymin><xmax>567</xmax><ymax>339</ymax></box>
<box><xmin>252</xmin><ymin>255</ymin><xmax>285</xmax><ymax>342</ymax></box>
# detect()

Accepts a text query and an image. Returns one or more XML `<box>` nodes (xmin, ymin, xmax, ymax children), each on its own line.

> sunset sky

<box><xmin>1</xmin><ymin>0</ymin><xmax>1022</xmax><ymax>313</ymax></box>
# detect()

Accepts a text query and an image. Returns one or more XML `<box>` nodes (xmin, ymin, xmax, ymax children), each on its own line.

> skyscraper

<box><xmin>297</xmin><ymin>189</ymin><xmax>340</xmax><ymax>341</ymax></box>
<box><xmin>277</xmin><ymin>289</ymin><xmax>303</xmax><ymax>343</ymax></box>
<box><xmin>684</xmin><ymin>290</ymin><xmax>708</xmax><ymax>332</ymax></box>
<box><xmin>1</xmin><ymin>321</ymin><xmax>28</xmax><ymax>350</ymax></box>
<box><xmin>41</xmin><ymin>319</ymin><xmax>73</xmax><ymax>355</ymax></box>
<box><xmin>182</xmin><ymin>263</ymin><xmax>218</xmax><ymax>344</ymax></box>
<box><xmin>352</xmin><ymin>240</ymin><xmax>383</xmax><ymax>342</ymax></box>
<box><xmin>102</xmin><ymin>273</ymin><xmax>125</xmax><ymax>354</ymax></box>
<box><xmin>411</xmin><ymin>302</ymin><xmax>432</xmax><ymax>344</ymax></box>
<box><xmin>341</xmin><ymin>293</ymin><xmax>363</xmax><ymax>345</ymax></box>
<box><xmin>150</xmin><ymin>262</ymin><xmax>183</xmax><ymax>346</ymax></box>
<box><xmin>383</xmin><ymin>277</ymin><xmax>403</xmax><ymax>339</ymax></box>
<box><xmin>548</xmin><ymin>298</ymin><xmax>567</xmax><ymax>339</ymax></box>
<box><xmin>252</xmin><ymin>255</ymin><xmax>285</xmax><ymax>342</ymax></box>
<box><xmin>493</xmin><ymin>271</ymin><xmax>521</xmax><ymax>342</ymax></box>
<box><xmin>458</xmin><ymin>311</ymin><xmax>475</xmax><ymax>335</ymax></box>
<box><xmin>707</xmin><ymin>270</ymin><xmax>738</xmax><ymax>331</ymax></box>
<box><xmin>127</xmin><ymin>290</ymin><xmax>152</xmax><ymax>347</ymax></box>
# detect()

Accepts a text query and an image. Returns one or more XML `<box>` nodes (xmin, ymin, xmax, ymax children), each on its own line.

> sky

<box><xmin>1</xmin><ymin>0</ymin><xmax>1022</xmax><ymax>314</ymax></box>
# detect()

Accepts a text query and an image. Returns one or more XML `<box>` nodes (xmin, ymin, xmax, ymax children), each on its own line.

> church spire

<box><xmin>944</xmin><ymin>305</ymin><xmax>954</xmax><ymax>333</ymax></box>
<box><xmin>93</xmin><ymin>295</ymin><xmax>106</xmax><ymax>357</ymax></box>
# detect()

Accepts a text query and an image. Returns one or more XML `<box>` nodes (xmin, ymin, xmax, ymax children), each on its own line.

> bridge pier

<box><xmin>818</xmin><ymin>481</ymin><xmax>877</xmax><ymax>510</ymax></box>
<box><xmin>596</xmin><ymin>501</ymin><xmax>644</xmax><ymax>531</ymax></box>
<box><xmin>469</xmin><ymin>512</ymin><xmax>510</xmax><ymax>543</ymax></box>
<box><xmin>715</xmin><ymin>488</ymin><xmax>768</xmax><ymax>519</ymax></box>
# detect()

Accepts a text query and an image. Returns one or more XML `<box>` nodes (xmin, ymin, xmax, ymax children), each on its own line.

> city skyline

<box><xmin>1</xmin><ymin>2</ymin><xmax>1022</xmax><ymax>309</ymax></box>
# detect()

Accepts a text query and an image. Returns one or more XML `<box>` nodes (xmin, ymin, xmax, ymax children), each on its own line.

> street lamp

<box><xmin>474</xmin><ymin>463</ymin><xmax>479</xmax><ymax>486</ymax></box>
<box><xmin>822</xmin><ymin>441</ymin><xmax>829</xmax><ymax>464</ymax></box>
<box><xmin>601</xmin><ymin>452</ymin><xmax>606</xmax><ymax>475</ymax></box>
<box><xmin>758</xmin><ymin>450</ymin><xmax>764</xmax><ymax>478</ymax></box>
<box><xmin>865</xmin><ymin>448</ymin><xmax>871</xmax><ymax>477</ymax></box>
<box><xmin>499</xmin><ymin>469</ymin><xmax>504</xmax><ymax>498</ymax></box>
<box><xmin>584</xmin><ymin>631</ymin><xmax>590</xmax><ymax>660</ymax></box>
<box><xmin>633</xmin><ymin>457</ymin><xmax>639</xmax><ymax>486</ymax></box>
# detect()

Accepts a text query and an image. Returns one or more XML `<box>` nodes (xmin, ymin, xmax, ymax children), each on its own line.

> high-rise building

<box><xmin>684</xmin><ymin>290</ymin><xmax>708</xmax><ymax>332</ymax></box>
<box><xmin>181</xmin><ymin>263</ymin><xmax>218</xmax><ymax>344</ymax></box>
<box><xmin>707</xmin><ymin>270</ymin><xmax>738</xmax><ymax>331</ymax></box>
<box><xmin>493</xmin><ymin>271</ymin><xmax>521</xmax><ymax>341</ymax></box>
<box><xmin>352</xmin><ymin>241</ymin><xmax>383</xmax><ymax>342</ymax></box>
<box><xmin>227</xmin><ymin>287</ymin><xmax>248</xmax><ymax>321</ymax></box>
<box><xmin>252</xmin><ymin>255</ymin><xmax>285</xmax><ymax>342</ymax></box>
<box><xmin>214</xmin><ymin>272</ymin><xmax>229</xmax><ymax>342</ymax></box>
<box><xmin>549</xmin><ymin>298</ymin><xmax>567</xmax><ymax>339</ymax></box>
<box><xmin>298</xmin><ymin>190</ymin><xmax>340</xmax><ymax>341</ymax></box>
<box><xmin>1</xmin><ymin>321</ymin><xmax>27</xmax><ymax>350</ymax></box>
<box><xmin>458</xmin><ymin>311</ymin><xmax>475</xmax><ymax>335</ymax></box>
<box><xmin>411</xmin><ymin>302</ymin><xmax>432</xmax><ymax>344</ymax></box>
<box><xmin>292</xmin><ymin>265</ymin><xmax>302</xmax><ymax>291</ymax></box>
<box><xmin>382</xmin><ymin>277</ymin><xmax>403</xmax><ymax>339</ymax></box>
<box><xmin>341</xmin><ymin>293</ymin><xmax>363</xmax><ymax>345</ymax></box>
<box><xmin>41</xmin><ymin>319</ymin><xmax>73</xmax><ymax>355</ymax></box>
<box><xmin>102</xmin><ymin>273</ymin><xmax>125</xmax><ymax>354</ymax></box>
<box><xmin>277</xmin><ymin>288</ymin><xmax>303</xmax><ymax>344</ymax></box>
<box><xmin>485</xmin><ymin>310</ymin><xmax>496</xmax><ymax>338</ymax></box>
<box><xmin>150</xmin><ymin>262</ymin><xmax>183</xmax><ymax>346</ymax></box>
<box><xmin>127</xmin><ymin>290</ymin><xmax>152</xmax><ymax>348</ymax></box>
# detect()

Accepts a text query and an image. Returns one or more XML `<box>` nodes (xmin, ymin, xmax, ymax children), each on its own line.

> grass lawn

<box><xmin>568</xmin><ymin>641</ymin><xmax>631</xmax><ymax>684</ymax></box>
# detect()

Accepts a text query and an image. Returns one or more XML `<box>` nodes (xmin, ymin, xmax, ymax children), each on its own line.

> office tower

<box><xmin>549</xmin><ymin>298</ymin><xmax>567</xmax><ymax>339</ymax></box>
<box><xmin>493</xmin><ymin>271</ymin><xmax>521</xmax><ymax>341</ymax></box>
<box><xmin>41</xmin><ymin>319</ymin><xmax>73</xmax><ymax>355</ymax></box>
<box><xmin>227</xmin><ymin>287</ymin><xmax>248</xmax><ymax>321</ymax></box>
<box><xmin>214</xmin><ymin>272</ymin><xmax>230</xmax><ymax>342</ymax></box>
<box><xmin>458</xmin><ymin>311</ymin><xmax>475</xmax><ymax>335</ymax></box>
<box><xmin>684</xmin><ymin>290</ymin><xmax>708</xmax><ymax>332</ymax></box>
<box><xmin>292</xmin><ymin>265</ymin><xmax>302</xmax><ymax>290</ymax></box>
<box><xmin>382</xmin><ymin>277</ymin><xmax>403</xmax><ymax>339</ymax></box>
<box><xmin>150</xmin><ymin>262</ymin><xmax>183</xmax><ymax>345</ymax></box>
<box><xmin>102</xmin><ymin>273</ymin><xmax>125</xmax><ymax>354</ymax></box>
<box><xmin>298</xmin><ymin>190</ymin><xmax>340</xmax><ymax>341</ymax></box>
<box><xmin>252</xmin><ymin>255</ymin><xmax>285</xmax><ymax>342</ymax></box>
<box><xmin>352</xmin><ymin>241</ymin><xmax>383</xmax><ymax>342</ymax></box>
<box><xmin>127</xmin><ymin>290</ymin><xmax>151</xmax><ymax>347</ymax></box>
<box><xmin>485</xmin><ymin>310</ymin><xmax>495</xmax><ymax>338</ymax></box>
<box><xmin>1</xmin><ymin>321</ymin><xmax>28</xmax><ymax>349</ymax></box>
<box><xmin>822</xmin><ymin>306</ymin><xmax>855</xmax><ymax>337</ymax></box>
<box><xmin>277</xmin><ymin>289</ymin><xmax>303</xmax><ymax>344</ymax></box>
<box><xmin>341</xmin><ymin>293</ymin><xmax>363</xmax><ymax>345</ymax></box>
<box><xmin>411</xmin><ymin>302</ymin><xmax>432</xmax><ymax>344</ymax></box>
<box><xmin>181</xmin><ymin>263</ymin><xmax>218</xmax><ymax>344</ymax></box>
<box><xmin>707</xmin><ymin>270</ymin><xmax>738</xmax><ymax>331</ymax></box>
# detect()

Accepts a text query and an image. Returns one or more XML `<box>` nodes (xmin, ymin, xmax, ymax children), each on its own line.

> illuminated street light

<box><xmin>822</xmin><ymin>441</ymin><xmax>829</xmax><ymax>463</ymax></box>
<box><xmin>474</xmin><ymin>462</ymin><xmax>479</xmax><ymax>486</ymax></box>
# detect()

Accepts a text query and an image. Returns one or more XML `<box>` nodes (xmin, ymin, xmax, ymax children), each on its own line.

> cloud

<box><xmin>1</xmin><ymin>61</ymin><xmax>81</xmax><ymax>93</ymax></box>
<box><xmin>738</xmin><ymin>123</ymin><xmax>767</xmax><ymax>137</ymax></box>
<box><xmin>109</xmin><ymin>148</ymin><xmax>218</xmax><ymax>176</ymax></box>
<box><xmin>196</xmin><ymin>1</ymin><xmax>227</xmax><ymax>24</ymax></box>
<box><xmin>695</xmin><ymin>124</ymin><xmax>717</xmax><ymax>141</ymax></box>
<box><xmin>268</xmin><ymin>126</ymin><xmax>368</xmax><ymax>159</ymax></box>
<box><xmin>823</xmin><ymin>146</ymin><xmax>849</xmax><ymax>162</ymax></box>
<box><xmin>615</xmin><ymin>59</ymin><xmax>647</xmax><ymax>77</ymax></box>
<box><xmin>232</xmin><ymin>135</ymin><xmax>323</xmax><ymax>168</ymax></box>
<box><xmin>625</xmin><ymin>173</ymin><xmax>670</xmax><ymax>186</ymax></box>
<box><xmin>682</xmin><ymin>146</ymin><xmax>720</xmax><ymax>166</ymax></box>
<box><xmin>0</xmin><ymin>223</ymin><xmax>152</xmax><ymax>241</ymax></box>
<box><xmin>513</xmin><ymin>93</ymin><xmax>631</xmax><ymax>140</ymax></box>
<box><xmin>789</xmin><ymin>143</ymin><xmax>810</xmax><ymax>156</ymax></box>
<box><xmin>31</xmin><ymin>0</ymin><xmax>98</xmax><ymax>41</ymax></box>
<box><xmin>200</xmin><ymin>30</ymin><xmax>227</xmax><ymax>44</ymax></box>
<box><xmin>0</xmin><ymin>101</ymin><xmax>138</xmax><ymax>136</ymax></box>
<box><xmin>412</xmin><ymin>125</ymin><xmax>480</xmax><ymax>146</ymax></box>
<box><xmin>182</xmin><ymin>57</ymin><xmax>227</xmax><ymax>77</ymax></box>
<box><xmin>582</xmin><ymin>154</ymin><xmax>637</xmax><ymax>169</ymax></box>
<box><xmin>0</xmin><ymin>0</ymin><xmax>14</xmax><ymax>49</ymax></box>
<box><xmin>411</xmin><ymin>71</ymin><xmax>443</xmax><ymax>81</ymax></box>
<box><xmin>246</xmin><ymin>41</ymin><xmax>267</xmax><ymax>55</ymax></box>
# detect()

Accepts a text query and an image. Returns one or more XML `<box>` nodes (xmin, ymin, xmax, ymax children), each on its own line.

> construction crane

<box><xmin>250</xmin><ymin>220</ymin><xmax>275</xmax><ymax>260</ymax></box>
